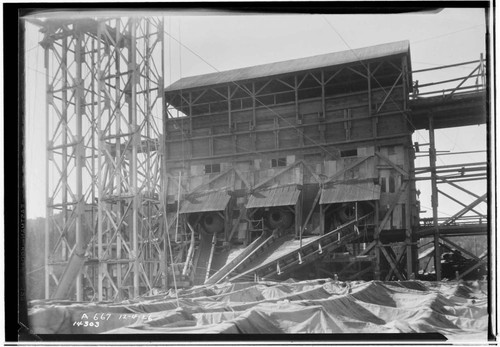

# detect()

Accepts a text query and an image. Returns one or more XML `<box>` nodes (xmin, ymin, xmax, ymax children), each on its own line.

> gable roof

<box><xmin>165</xmin><ymin>40</ymin><xmax>410</xmax><ymax>92</ymax></box>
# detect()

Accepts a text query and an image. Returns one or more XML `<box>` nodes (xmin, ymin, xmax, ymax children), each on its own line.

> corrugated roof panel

<box><xmin>247</xmin><ymin>186</ymin><xmax>301</xmax><ymax>209</ymax></box>
<box><xmin>180</xmin><ymin>191</ymin><xmax>231</xmax><ymax>214</ymax></box>
<box><xmin>165</xmin><ymin>40</ymin><xmax>409</xmax><ymax>92</ymax></box>
<box><xmin>320</xmin><ymin>182</ymin><xmax>381</xmax><ymax>205</ymax></box>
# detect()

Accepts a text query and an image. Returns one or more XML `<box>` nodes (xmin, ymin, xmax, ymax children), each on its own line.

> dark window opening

<box><xmin>205</xmin><ymin>163</ymin><xmax>221</xmax><ymax>174</ymax></box>
<box><xmin>271</xmin><ymin>157</ymin><xmax>287</xmax><ymax>167</ymax></box>
<box><xmin>380</xmin><ymin>177</ymin><xmax>387</xmax><ymax>193</ymax></box>
<box><xmin>387</xmin><ymin>146</ymin><xmax>396</xmax><ymax>155</ymax></box>
<box><xmin>340</xmin><ymin>149</ymin><xmax>357</xmax><ymax>158</ymax></box>
<box><xmin>389</xmin><ymin>176</ymin><xmax>395</xmax><ymax>193</ymax></box>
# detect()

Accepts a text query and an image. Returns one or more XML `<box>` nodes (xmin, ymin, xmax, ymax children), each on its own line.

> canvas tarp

<box><xmin>28</xmin><ymin>279</ymin><xmax>488</xmax><ymax>338</ymax></box>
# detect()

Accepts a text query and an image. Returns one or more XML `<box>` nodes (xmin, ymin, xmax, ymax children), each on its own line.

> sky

<box><xmin>23</xmin><ymin>8</ymin><xmax>489</xmax><ymax>221</ymax></box>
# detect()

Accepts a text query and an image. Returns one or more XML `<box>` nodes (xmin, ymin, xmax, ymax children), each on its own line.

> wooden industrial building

<box><xmin>35</xmin><ymin>13</ymin><xmax>486</xmax><ymax>301</ymax></box>
<box><xmin>162</xmin><ymin>40</ymin><xmax>419</xmax><ymax>284</ymax></box>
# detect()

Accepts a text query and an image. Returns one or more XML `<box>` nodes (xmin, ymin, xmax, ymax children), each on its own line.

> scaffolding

<box><xmin>410</xmin><ymin>57</ymin><xmax>488</xmax><ymax>280</ymax></box>
<box><xmin>39</xmin><ymin>16</ymin><xmax>165</xmax><ymax>300</ymax></box>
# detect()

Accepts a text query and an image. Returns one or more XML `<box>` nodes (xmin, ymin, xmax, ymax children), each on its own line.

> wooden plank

<box><xmin>253</xmin><ymin>160</ymin><xmax>303</xmax><ymax>190</ymax></box>
<box><xmin>301</xmin><ymin>189</ymin><xmax>321</xmax><ymax>235</ymax></box>
<box><xmin>325</xmin><ymin>156</ymin><xmax>372</xmax><ymax>183</ymax></box>
<box><xmin>376</xmin><ymin>152</ymin><xmax>409</xmax><ymax>178</ymax></box>
<box><xmin>440</xmin><ymin>236</ymin><xmax>486</xmax><ymax>263</ymax></box>
<box><xmin>228</xmin><ymin>207</ymin><xmax>245</xmax><ymax>242</ymax></box>
<box><xmin>442</xmin><ymin>193</ymin><xmax>487</xmax><ymax>226</ymax></box>
<box><xmin>380</xmin><ymin>246</ymin><xmax>404</xmax><ymax>281</ymax></box>
<box><xmin>457</xmin><ymin>254</ymin><xmax>487</xmax><ymax>280</ymax></box>
<box><xmin>376</xmin><ymin>72</ymin><xmax>402</xmax><ymax>113</ymax></box>
<box><xmin>385</xmin><ymin>245</ymin><xmax>406</xmax><ymax>280</ymax></box>
<box><xmin>376</xmin><ymin>181</ymin><xmax>408</xmax><ymax>236</ymax></box>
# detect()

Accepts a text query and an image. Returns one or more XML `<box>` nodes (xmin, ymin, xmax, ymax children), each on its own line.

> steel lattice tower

<box><xmin>39</xmin><ymin>15</ymin><xmax>165</xmax><ymax>301</ymax></box>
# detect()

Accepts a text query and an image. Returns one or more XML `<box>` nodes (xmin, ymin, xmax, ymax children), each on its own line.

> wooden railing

<box><xmin>410</xmin><ymin>55</ymin><xmax>486</xmax><ymax>99</ymax></box>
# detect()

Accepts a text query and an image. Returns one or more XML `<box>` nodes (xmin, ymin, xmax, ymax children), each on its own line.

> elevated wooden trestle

<box><xmin>408</xmin><ymin>57</ymin><xmax>488</xmax><ymax>281</ymax></box>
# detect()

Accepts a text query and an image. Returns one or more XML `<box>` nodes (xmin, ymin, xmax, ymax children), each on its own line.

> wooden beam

<box><xmin>376</xmin><ymin>152</ymin><xmax>409</xmax><ymax>178</ymax></box>
<box><xmin>192</xmin><ymin>89</ymin><xmax>209</xmax><ymax>104</ymax></box>
<box><xmin>446</xmin><ymin>64</ymin><xmax>480</xmax><ymax>99</ymax></box>
<box><xmin>295</xmin><ymin>196</ymin><xmax>302</xmax><ymax>238</ymax></box>
<box><xmin>402</xmin><ymin>56</ymin><xmax>408</xmax><ymax>111</ymax></box>
<box><xmin>369</xmin><ymin>61</ymin><xmax>383</xmax><ymax>78</ymax></box>
<box><xmin>188</xmin><ymin>168</ymin><xmax>234</xmax><ymax>195</ymax></box>
<box><xmin>224</xmin><ymin>202</ymin><xmax>233</xmax><ymax>242</ymax></box>
<box><xmin>301</xmin><ymin>188</ymin><xmax>321</xmax><ymax>235</ymax></box>
<box><xmin>302</xmin><ymin>161</ymin><xmax>323</xmax><ymax>184</ymax></box>
<box><xmin>182</xmin><ymin>221</ymin><xmax>196</xmax><ymax>276</ymax></box>
<box><xmin>376</xmin><ymin>72</ymin><xmax>402</xmax><ymax>113</ymax></box>
<box><xmin>377</xmin><ymin>181</ymin><xmax>408</xmax><ymax>236</ymax></box>
<box><xmin>188</xmin><ymin>92</ymin><xmax>193</xmax><ymax>134</ymax></box>
<box><xmin>251</xmin><ymin>82</ymin><xmax>256</xmax><ymax>127</ymax></box>
<box><xmin>228</xmin><ymin>207</ymin><xmax>245</xmax><ymax>242</ymax></box>
<box><xmin>227</xmin><ymin>85</ymin><xmax>232</xmax><ymax>129</ymax></box>
<box><xmin>380</xmin><ymin>246</ymin><xmax>404</xmax><ymax>280</ymax></box>
<box><xmin>429</xmin><ymin>116</ymin><xmax>441</xmax><ymax>281</ymax></box>
<box><xmin>297</xmin><ymin>73</ymin><xmax>309</xmax><ymax>88</ymax></box>
<box><xmin>438</xmin><ymin>189</ymin><xmax>486</xmax><ymax>218</ymax></box>
<box><xmin>325</xmin><ymin>156</ymin><xmax>372</xmax><ymax>183</ymax></box>
<box><xmin>385</xmin><ymin>245</ymin><xmax>406</xmax><ymax>280</ymax></box>
<box><xmin>440</xmin><ymin>236</ymin><xmax>486</xmax><ymax>263</ymax></box>
<box><xmin>234</xmin><ymin>167</ymin><xmax>252</xmax><ymax>190</ymax></box>
<box><xmin>310</xmin><ymin>71</ymin><xmax>322</xmax><ymax>85</ymax></box>
<box><xmin>320</xmin><ymin>71</ymin><xmax>326</xmax><ymax>118</ymax></box>
<box><xmin>457</xmin><ymin>254</ymin><xmax>487</xmax><ymax>280</ymax></box>
<box><xmin>253</xmin><ymin>160</ymin><xmax>304</xmax><ymax>191</ymax></box>
<box><xmin>210</xmin><ymin>87</ymin><xmax>228</xmax><ymax>100</ymax></box>
<box><xmin>442</xmin><ymin>193</ymin><xmax>487</xmax><ymax>226</ymax></box>
<box><xmin>347</xmin><ymin>66</ymin><xmax>367</xmax><ymax>79</ymax></box>
<box><xmin>325</xmin><ymin>68</ymin><xmax>343</xmax><ymax>85</ymax></box>
<box><xmin>275</xmin><ymin>77</ymin><xmax>295</xmax><ymax>90</ymax></box>
<box><xmin>319</xmin><ymin>203</ymin><xmax>325</xmax><ymax>236</ymax></box>
<box><xmin>374</xmin><ymin>200</ymin><xmax>380</xmax><ymax>280</ymax></box>
<box><xmin>405</xmin><ymin>146</ymin><xmax>414</xmax><ymax>278</ymax></box>
<box><xmin>205</xmin><ymin>233</ymin><xmax>217</xmax><ymax>283</ymax></box>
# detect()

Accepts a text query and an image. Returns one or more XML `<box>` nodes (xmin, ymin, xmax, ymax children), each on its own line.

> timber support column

<box><xmin>224</xmin><ymin>200</ymin><xmax>233</xmax><ymax>243</ymax></box>
<box><xmin>295</xmin><ymin>193</ymin><xmax>302</xmax><ymax>239</ymax></box>
<box><xmin>405</xmin><ymin>144</ymin><xmax>414</xmax><ymax>278</ymax></box>
<box><xmin>374</xmin><ymin>201</ymin><xmax>381</xmax><ymax>280</ymax></box>
<box><xmin>319</xmin><ymin>204</ymin><xmax>325</xmax><ymax>235</ymax></box>
<box><xmin>374</xmin><ymin>151</ymin><xmax>380</xmax><ymax>280</ymax></box>
<box><xmin>429</xmin><ymin>116</ymin><xmax>441</xmax><ymax>280</ymax></box>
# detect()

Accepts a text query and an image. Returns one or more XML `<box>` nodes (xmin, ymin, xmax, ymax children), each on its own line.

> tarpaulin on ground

<box><xmin>28</xmin><ymin>279</ymin><xmax>488</xmax><ymax>339</ymax></box>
